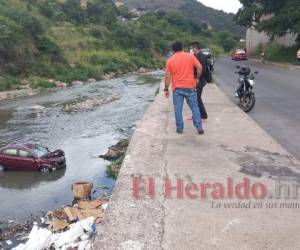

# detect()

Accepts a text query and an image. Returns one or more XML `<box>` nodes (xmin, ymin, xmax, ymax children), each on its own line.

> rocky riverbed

<box><xmin>0</xmin><ymin>71</ymin><xmax>163</xmax><ymax>249</ymax></box>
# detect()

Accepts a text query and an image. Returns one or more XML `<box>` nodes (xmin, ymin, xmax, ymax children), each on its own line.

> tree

<box><xmin>217</xmin><ymin>32</ymin><xmax>238</xmax><ymax>52</ymax></box>
<box><xmin>235</xmin><ymin>0</ymin><xmax>300</xmax><ymax>43</ymax></box>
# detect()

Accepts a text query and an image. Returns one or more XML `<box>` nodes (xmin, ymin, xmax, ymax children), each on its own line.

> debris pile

<box><xmin>63</xmin><ymin>95</ymin><xmax>120</xmax><ymax>112</ymax></box>
<box><xmin>11</xmin><ymin>183</ymin><xmax>109</xmax><ymax>250</ymax></box>
<box><xmin>100</xmin><ymin>139</ymin><xmax>129</xmax><ymax>179</ymax></box>
<box><xmin>99</xmin><ymin>139</ymin><xmax>129</xmax><ymax>161</ymax></box>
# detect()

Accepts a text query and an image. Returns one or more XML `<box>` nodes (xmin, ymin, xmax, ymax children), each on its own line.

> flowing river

<box><xmin>0</xmin><ymin>71</ymin><xmax>163</xmax><ymax>223</ymax></box>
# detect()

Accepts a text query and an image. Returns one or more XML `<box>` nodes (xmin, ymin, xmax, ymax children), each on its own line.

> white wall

<box><xmin>246</xmin><ymin>27</ymin><xmax>297</xmax><ymax>54</ymax></box>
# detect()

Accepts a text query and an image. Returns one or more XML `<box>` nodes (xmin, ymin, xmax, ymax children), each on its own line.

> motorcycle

<box><xmin>234</xmin><ymin>65</ymin><xmax>258</xmax><ymax>113</ymax></box>
<box><xmin>208</xmin><ymin>58</ymin><xmax>215</xmax><ymax>72</ymax></box>
<box><xmin>205</xmin><ymin>57</ymin><xmax>214</xmax><ymax>83</ymax></box>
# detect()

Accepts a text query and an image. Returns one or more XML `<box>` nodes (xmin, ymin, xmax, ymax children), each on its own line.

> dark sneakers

<box><xmin>197</xmin><ymin>128</ymin><xmax>204</xmax><ymax>135</ymax></box>
<box><xmin>176</xmin><ymin>129</ymin><xmax>204</xmax><ymax>135</ymax></box>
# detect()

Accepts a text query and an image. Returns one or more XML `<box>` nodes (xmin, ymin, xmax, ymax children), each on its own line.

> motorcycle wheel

<box><xmin>239</xmin><ymin>93</ymin><xmax>256</xmax><ymax>113</ymax></box>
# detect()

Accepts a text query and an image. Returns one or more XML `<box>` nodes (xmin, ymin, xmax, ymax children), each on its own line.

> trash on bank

<box><xmin>12</xmin><ymin>217</ymin><xmax>96</xmax><ymax>250</ymax></box>
<box><xmin>12</xmin><ymin>182</ymin><xmax>109</xmax><ymax>250</ymax></box>
<box><xmin>49</xmin><ymin>220</ymin><xmax>69</xmax><ymax>232</ymax></box>
<box><xmin>99</xmin><ymin>139</ymin><xmax>129</xmax><ymax>161</ymax></box>
<box><xmin>72</xmin><ymin>182</ymin><xmax>93</xmax><ymax>200</ymax></box>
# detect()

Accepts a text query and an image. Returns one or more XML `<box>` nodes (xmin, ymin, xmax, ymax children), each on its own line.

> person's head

<box><xmin>171</xmin><ymin>42</ymin><xmax>183</xmax><ymax>53</ymax></box>
<box><xmin>190</xmin><ymin>41</ymin><xmax>202</xmax><ymax>55</ymax></box>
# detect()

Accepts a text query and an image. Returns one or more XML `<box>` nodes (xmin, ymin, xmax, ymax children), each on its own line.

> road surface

<box><xmin>214</xmin><ymin>57</ymin><xmax>300</xmax><ymax>160</ymax></box>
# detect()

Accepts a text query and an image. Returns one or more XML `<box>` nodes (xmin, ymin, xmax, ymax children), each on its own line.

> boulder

<box><xmin>55</xmin><ymin>81</ymin><xmax>67</xmax><ymax>88</ymax></box>
<box><xmin>87</xmin><ymin>78</ymin><xmax>96</xmax><ymax>83</ymax></box>
<box><xmin>138</xmin><ymin>67</ymin><xmax>147</xmax><ymax>73</ymax></box>
<box><xmin>72</xmin><ymin>80</ymin><xmax>84</xmax><ymax>86</ymax></box>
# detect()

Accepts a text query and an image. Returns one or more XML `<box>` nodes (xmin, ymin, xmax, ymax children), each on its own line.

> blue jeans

<box><xmin>173</xmin><ymin>88</ymin><xmax>202</xmax><ymax>132</ymax></box>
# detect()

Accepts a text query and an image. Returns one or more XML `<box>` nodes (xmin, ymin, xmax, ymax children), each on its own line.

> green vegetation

<box><xmin>106</xmin><ymin>155</ymin><xmax>125</xmax><ymax>180</ymax></box>
<box><xmin>115</xmin><ymin>0</ymin><xmax>246</xmax><ymax>37</ymax></box>
<box><xmin>0</xmin><ymin>0</ymin><xmax>238</xmax><ymax>92</ymax></box>
<box><xmin>235</xmin><ymin>0</ymin><xmax>300</xmax><ymax>44</ymax></box>
<box><xmin>252</xmin><ymin>44</ymin><xmax>298</xmax><ymax>64</ymax></box>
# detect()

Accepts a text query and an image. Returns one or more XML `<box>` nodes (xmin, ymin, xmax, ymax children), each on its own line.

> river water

<box><xmin>0</xmin><ymin>71</ymin><xmax>163</xmax><ymax>223</ymax></box>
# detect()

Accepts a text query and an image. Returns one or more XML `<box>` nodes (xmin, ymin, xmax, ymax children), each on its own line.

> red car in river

<box><xmin>0</xmin><ymin>144</ymin><xmax>66</xmax><ymax>172</ymax></box>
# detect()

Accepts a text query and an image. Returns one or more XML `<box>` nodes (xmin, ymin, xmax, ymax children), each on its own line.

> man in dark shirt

<box><xmin>190</xmin><ymin>41</ymin><xmax>208</xmax><ymax>120</ymax></box>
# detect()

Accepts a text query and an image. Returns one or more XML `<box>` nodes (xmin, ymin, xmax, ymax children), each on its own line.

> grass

<box><xmin>252</xmin><ymin>43</ymin><xmax>298</xmax><ymax>64</ymax></box>
<box><xmin>0</xmin><ymin>76</ymin><xmax>21</xmax><ymax>92</ymax></box>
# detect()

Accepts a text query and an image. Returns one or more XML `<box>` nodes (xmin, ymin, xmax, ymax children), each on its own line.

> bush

<box><xmin>0</xmin><ymin>75</ymin><xmax>20</xmax><ymax>91</ymax></box>
<box><xmin>252</xmin><ymin>43</ymin><xmax>298</xmax><ymax>63</ymax></box>
<box><xmin>266</xmin><ymin>44</ymin><xmax>297</xmax><ymax>63</ymax></box>
<box><xmin>29</xmin><ymin>78</ymin><xmax>56</xmax><ymax>89</ymax></box>
<box><xmin>88</xmin><ymin>50</ymin><xmax>136</xmax><ymax>73</ymax></box>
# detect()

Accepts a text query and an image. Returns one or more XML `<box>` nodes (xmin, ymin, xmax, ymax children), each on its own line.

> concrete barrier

<box><xmin>94</xmin><ymin>83</ymin><xmax>300</xmax><ymax>250</ymax></box>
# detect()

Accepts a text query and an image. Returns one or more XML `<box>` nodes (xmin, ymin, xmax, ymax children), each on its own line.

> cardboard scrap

<box><xmin>78</xmin><ymin>199</ymin><xmax>106</xmax><ymax>210</ymax></box>
<box><xmin>49</xmin><ymin>220</ymin><xmax>69</xmax><ymax>232</ymax></box>
<box><xmin>64</xmin><ymin>207</ymin><xmax>78</xmax><ymax>222</ymax></box>
<box><xmin>63</xmin><ymin>205</ymin><xmax>104</xmax><ymax>222</ymax></box>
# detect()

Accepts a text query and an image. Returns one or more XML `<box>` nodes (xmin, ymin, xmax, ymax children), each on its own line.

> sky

<box><xmin>198</xmin><ymin>0</ymin><xmax>242</xmax><ymax>14</ymax></box>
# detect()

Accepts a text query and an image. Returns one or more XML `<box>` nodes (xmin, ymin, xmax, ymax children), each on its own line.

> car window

<box><xmin>33</xmin><ymin>145</ymin><xmax>49</xmax><ymax>158</ymax></box>
<box><xmin>19</xmin><ymin>150</ymin><xmax>30</xmax><ymax>158</ymax></box>
<box><xmin>3</xmin><ymin>148</ymin><xmax>18</xmax><ymax>156</ymax></box>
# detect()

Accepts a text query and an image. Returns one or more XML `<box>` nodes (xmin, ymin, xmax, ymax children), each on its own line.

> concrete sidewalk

<box><xmin>94</xmin><ymin>83</ymin><xmax>300</xmax><ymax>250</ymax></box>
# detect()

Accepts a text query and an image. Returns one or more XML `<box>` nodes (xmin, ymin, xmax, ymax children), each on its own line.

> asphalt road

<box><xmin>214</xmin><ymin>57</ymin><xmax>300</xmax><ymax>160</ymax></box>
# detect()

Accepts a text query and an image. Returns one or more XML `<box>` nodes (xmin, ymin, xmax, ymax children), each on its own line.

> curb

<box><xmin>249</xmin><ymin>58</ymin><xmax>300</xmax><ymax>70</ymax></box>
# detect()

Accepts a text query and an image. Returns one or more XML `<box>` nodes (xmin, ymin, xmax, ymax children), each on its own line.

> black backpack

<box><xmin>198</xmin><ymin>52</ymin><xmax>210</xmax><ymax>82</ymax></box>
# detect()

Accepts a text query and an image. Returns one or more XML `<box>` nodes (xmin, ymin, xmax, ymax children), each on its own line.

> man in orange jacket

<box><xmin>164</xmin><ymin>42</ymin><xmax>204</xmax><ymax>135</ymax></box>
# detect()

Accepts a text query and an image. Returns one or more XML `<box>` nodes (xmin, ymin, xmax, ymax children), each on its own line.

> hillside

<box><xmin>0</xmin><ymin>0</ymin><xmax>238</xmax><ymax>91</ymax></box>
<box><xmin>114</xmin><ymin>0</ymin><xmax>246</xmax><ymax>37</ymax></box>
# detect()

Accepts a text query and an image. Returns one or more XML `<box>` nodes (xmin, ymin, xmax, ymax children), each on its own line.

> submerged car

<box><xmin>0</xmin><ymin>144</ymin><xmax>66</xmax><ymax>172</ymax></box>
<box><xmin>232</xmin><ymin>49</ymin><xmax>248</xmax><ymax>61</ymax></box>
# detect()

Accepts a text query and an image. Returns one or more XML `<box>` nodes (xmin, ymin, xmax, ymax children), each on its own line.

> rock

<box><xmin>19</xmin><ymin>85</ymin><xmax>30</xmax><ymax>90</ymax></box>
<box><xmin>55</xmin><ymin>81</ymin><xmax>67</xmax><ymax>88</ymax></box>
<box><xmin>63</xmin><ymin>96</ymin><xmax>120</xmax><ymax>112</ymax></box>
<box><xmin>103</xmin><ymin>74</ymin><xmax>112</xmax><ymax>80</ymax></box>
<box><xmin>87</xmin><ymin>78</ymin><xmax>96</xmax><ymax>82</ymax></box>
<box><xmin>71</xmin><ymin>80</ymin><xmax>84</xmax><ymax>86</ymax></box>
<box><xmin>100</xmin><ymin>149</ymin><xmax>121</xmax><ymax>161</ymax></box>
<box><xmin>138</xmin><ymin>67</ymin><xmax>147</xmax><ymax>73</ymax></box>
<box><xmin>29</xmin><ymin>105</ymin><xmax>45</xmax><ymax>110</ymax></box>
<box><xmin>20</xmin><ymin>79</ymin><xmax>29</xmax><ymax>85</ymax></box>
<box><xmin>99</xmin><ymin>139</ymin><xmax>129</xmax><ymax>161</ymax></box>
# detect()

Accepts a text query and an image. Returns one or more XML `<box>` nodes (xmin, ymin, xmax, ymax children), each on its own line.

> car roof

<box><xmin>0</xmin><ymin>143</ymin><xmax>37</xmax><ymax>151</ymax></box>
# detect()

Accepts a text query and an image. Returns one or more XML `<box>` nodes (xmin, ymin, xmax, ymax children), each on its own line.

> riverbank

<box><xmin>94</xmin><ymin>82</ymin><xmax>300</xmax><ymax>249</ymax></box>
<box><xmin>0</xmin><ymin>68</ymin><xmax>156</xmax><ymax>102</ymax></box>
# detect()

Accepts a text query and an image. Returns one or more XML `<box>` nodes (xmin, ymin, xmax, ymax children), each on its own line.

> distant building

<box><xmin>246</xmin><ymin>15</ymin><xmax>297</xmax><ymax>54</ymax></box>
<box><xmin>246</xmin><ymin>28</ymin><xmax>297</xmax><ymax>54</ymax></box>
